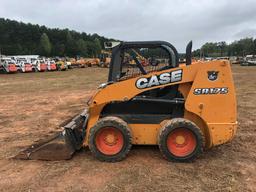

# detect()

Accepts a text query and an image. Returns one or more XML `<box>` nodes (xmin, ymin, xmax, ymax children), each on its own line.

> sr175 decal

<box><xmin>193</xmin><ymin>87</ymin><xmax>228</xmax><ymax>95</ymax></box>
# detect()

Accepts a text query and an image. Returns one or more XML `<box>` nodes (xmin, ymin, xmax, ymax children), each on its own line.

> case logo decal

<box><xmin>136</xmin><ymin>69</ymin><xmax>182</xmax><ymax>89</ymax></box>
<box><xmin>208</xmin><ymin>71</ymin><xmax>219</xmax><ymax>81</ymax></box>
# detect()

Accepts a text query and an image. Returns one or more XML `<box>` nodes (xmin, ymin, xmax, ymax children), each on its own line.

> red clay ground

<box><xmin>0</xmin><ymin>66</ymin><xmax>255</xmax><ymax>192</ymax></box>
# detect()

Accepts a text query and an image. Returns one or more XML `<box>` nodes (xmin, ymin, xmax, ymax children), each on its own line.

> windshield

<box><xmin>119</xmin><ymin>47</ymin><xmax>171</xmax><ymax>80</ymax></box>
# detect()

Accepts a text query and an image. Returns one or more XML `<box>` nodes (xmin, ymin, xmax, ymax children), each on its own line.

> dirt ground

<box><xmin>0</xmin><ymin>66</ymin><xmax>255</xmax><ymax>192</ymax></box>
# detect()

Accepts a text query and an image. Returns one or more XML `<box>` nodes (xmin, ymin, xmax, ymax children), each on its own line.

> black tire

<box><xmin>158</xmin><ymin>118</ymin><xmax>204</xmax><ymax>162</ymax></box>
<box><xmin>88</xmin><ymin>116</ymin><xmax>132</xmax><ymax>162</ymax></box>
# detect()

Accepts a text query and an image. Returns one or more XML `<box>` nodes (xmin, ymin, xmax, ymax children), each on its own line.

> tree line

<box><xmin>1</xmin><ymin>18</ymin><xmax>255</xmax><ymax>58</ymax></box>
<box><xmin>193</xmin><ymin>38</ymin><xmax>256</xmax><ymax>57</ymax></box>
<box><xmin>0</xmin><ymin>18</ymin><xmax>115</xmax><ymax>57</ymax></box>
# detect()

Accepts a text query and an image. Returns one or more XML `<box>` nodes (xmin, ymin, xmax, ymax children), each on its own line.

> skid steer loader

<box><xmin>15</xmin><ymin>41</ymin><xmax>237</xmax><ymax>162</ymax></box>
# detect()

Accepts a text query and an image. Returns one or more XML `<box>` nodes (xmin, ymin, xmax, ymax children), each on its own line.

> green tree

<box><xmin>217</xmin><ymin>41</ymin><xmax>227</xmax><ymax>56</ymax></box>
<box><xmin>53</xmin><ymin>43</ymin><xmax>65</xmax><ymax>56</ymax></box>
<box><xmin>0</xmin><ymin>18</ymin><xmax>114</xmax><ymax>56</ymax></box>
<box><xmin>253</xmin><ymin>39</ymin><xmax>256</xmax><ymax>55</ymax></box>
<box><xmin>65</xmin><ymin>31</ymin><xmax>77</xmax><ymax>56</ymax></box>
<box><xmin>94</xmin><ymin>38</ymin><xmax>102</xmax><ymax>56</ymax></box>
<box><xmin>76</xmin><ymin>38</ymin><xmax>87</xmax><ymax>56</ymax></box>
<box><xmin>40</xmin><ymin>33</ymin><xmax>51</xmax><ymax>56</ymax></box>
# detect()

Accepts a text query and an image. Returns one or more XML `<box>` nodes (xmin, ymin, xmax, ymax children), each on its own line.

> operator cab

<box><xmin>101</xmin><ymin>41</ymin><xmax>193</xmax><ymax>124</ymax></box>
<box><xmin>108</xmin><ymin>41</ymin><xmax>181</xmax><ymax>82</ymax></box>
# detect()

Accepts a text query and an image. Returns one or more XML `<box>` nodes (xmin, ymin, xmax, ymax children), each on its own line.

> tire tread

<box><xmin>88</xmin><ymin>116</ymin><xmax>132</xmax><ymax>162</ymax></box>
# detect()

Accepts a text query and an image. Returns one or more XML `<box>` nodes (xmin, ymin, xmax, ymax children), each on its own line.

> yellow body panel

<box><xmin>83</xmin><ymin>60</ymin><xmax>237</xmax><ymax>148</ymax></box>
<box><xmin>129</xmin><ymin>124</ymin><xmax>160</xmax><ymax>144</ymax></box>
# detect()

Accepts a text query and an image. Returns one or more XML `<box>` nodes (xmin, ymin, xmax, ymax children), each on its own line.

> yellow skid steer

<box><xmin>15</xmin><ymin>41</ymin><xmax>237</xmax><ymax>162</ymax></box>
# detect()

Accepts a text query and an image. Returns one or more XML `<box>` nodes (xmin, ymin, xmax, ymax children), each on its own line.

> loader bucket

<box><xmin>14</xmin><ymin>110</ymin><xmax>89</xmax><ymax>161</ymax></box>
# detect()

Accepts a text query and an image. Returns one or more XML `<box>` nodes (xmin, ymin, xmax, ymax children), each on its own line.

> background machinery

<box><xmin>0</xmin><ymin>57</ymin><xmax>17</xmax><ymax>73</ymax></box>
<box><xmin>46</xmin><ymin>59</ymin><xmax>57</xmax><ymax>71</ymax></box>
<box><xmin>16</xmin><ymin>58</ymin><xmax>33</xmax><ymax>73</ymax></box>
<box><xmin>100</xmin><ymin>50</ymin><xmax>112</xmax><ymax>68</ymax></box>
<box><xmin>19</xmin><ymin>60</ymin><xmax>33</xmax><ymax>73</ymax></box>
<box><xmin>32</xmin><ymin>59</ymin><xmax>47</xmax><ymax>72</ymax></box>
<box><xmin>86</xmin><ymin>58</ymin><xmax>101</xmax><ymax>67</ymax></box>
<box><xmin>55</xmin><ymin>59</ymin><xmax>68</xmax><ymax>71</ymax></box>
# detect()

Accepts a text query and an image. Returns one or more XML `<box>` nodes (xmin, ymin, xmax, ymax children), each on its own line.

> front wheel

<box><xmin>158</xmin><ymin>118</ymin><xmax>204</xmax><ymax>162</ymax></box>
<box><xmin>88</xmin><ymin>116</ymin><xmax>132</xmax><ymax>162</ymax></box>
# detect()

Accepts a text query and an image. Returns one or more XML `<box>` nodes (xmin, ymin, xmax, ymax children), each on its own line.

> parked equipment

<box><xmin>69</xmin><ymin>58</ymin><xmax>78</xmax><ymax>68</ymax></box>
<box><xmin>76</xmin><ymin>58</ymin><xmax>87</xmax><ymax>68</ymax></box>
<box><xmin>100</xmin><ymin>50</ymin><xmax>111</xmax><ymax>68</ymax></box>
<box><xmin>241</xmin><ymin>55</ymin><xmax>256</xmax><ymax>66</ymax></box>
<box><xmin>230</xmin><ymin>56</ymin><xmax>243</xmax><ymax>65</ymax></box>
<box><xmin>0</xmin><ymin>58</ymin><xmax>17</xmax><ymax>73</ymax></box>
<box><xmin>65</xmin><ymin>60</ymin><xmax>72</xmax><ymax>69</ymax></box>
<box><xmin>85</xmin><ymin>58</ymin><xmax>100</xmax><ymax>67</ymax></box>
<box><xmin>56</xmin><ymin>60</ymin><xmax>68</xmax><ymax>71</ymax></box>
<box><xmin>16</xmin><ymin>58</ymin><xmax>33</xmax><ymax>72</ymax></box>
<box><xmin>15</xmin><ymin>41</ymin><xmax>237</xmax><ymax>162</ymax></box>
<box><xmin>46</xmin><ymin>60</ymin><xmax>57</xmax><ymax>71</ymax></box>
<box><xmin>32</xmin><ymin>59</ymin><xmax>47</xmax><ymax>72</ymax></box>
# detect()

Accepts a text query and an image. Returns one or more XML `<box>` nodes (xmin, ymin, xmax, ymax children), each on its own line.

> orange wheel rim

<box><xmin>167</xmin><ymin>128</ymin><xmax>196</xmax><ymax>157</ymax></box>
<box><xmin>95</xmin><ymin>127</ymin><xmax>124</xmax><ymax>155</ymax></box>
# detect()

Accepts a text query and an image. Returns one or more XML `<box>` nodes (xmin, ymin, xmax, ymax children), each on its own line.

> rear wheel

<box><xmin>89</xmin><ymin>116</ymin><xmax>132</xmax><ymax>162</ymax></box>
<box><xmin>158</xmin><ymin>118</ymin><xmax>204</xmax><ymax>162</ymax></box>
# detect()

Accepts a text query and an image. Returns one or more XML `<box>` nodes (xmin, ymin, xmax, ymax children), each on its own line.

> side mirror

<box><xmin>104</xmin><ymin>41</ymin><xmax>121</xmax><ymax>49</ymax></box>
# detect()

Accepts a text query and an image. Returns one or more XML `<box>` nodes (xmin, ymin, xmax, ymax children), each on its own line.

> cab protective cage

<box><xmin>108</xmin><ymin>41</ymin><xmax>182</xmax><ymax>82</ymax></box>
